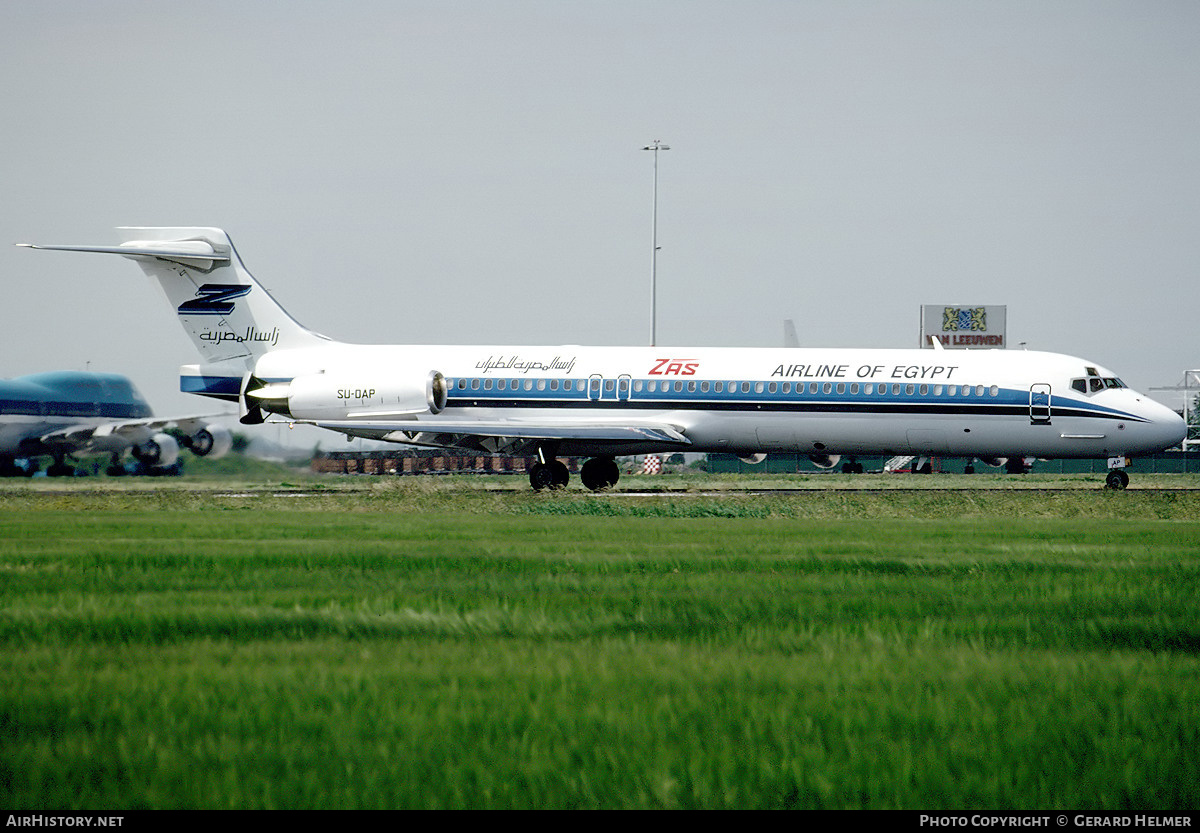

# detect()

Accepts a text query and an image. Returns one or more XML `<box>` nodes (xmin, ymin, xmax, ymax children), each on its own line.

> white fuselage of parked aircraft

<box><xmin>20</xmin><ymin>228</ymin><xmax>1185</xmax><ymax>489</ymax></box>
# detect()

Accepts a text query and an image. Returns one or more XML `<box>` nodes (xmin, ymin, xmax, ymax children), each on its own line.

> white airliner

<box><xmin>20</xmin><ymin>227</ymin><xmax>1186</xmax><ymax>490</ymax></box>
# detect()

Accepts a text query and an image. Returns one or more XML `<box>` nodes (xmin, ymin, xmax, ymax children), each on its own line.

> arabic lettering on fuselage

<box><xmin>475</xmin><ymin>355</ymin><xmax>578</xmax><ymax>375</ymax></box>
<box><xmin>198</xmin><ymin>327</ymin><xmax>280</xmax><ymax>346</ymax></box>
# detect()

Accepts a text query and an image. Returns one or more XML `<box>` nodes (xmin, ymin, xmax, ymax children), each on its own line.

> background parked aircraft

<box><xmin>0</xmin><ymin>371</ymin><xmax>232</xmax><ymax>476</ymax></box>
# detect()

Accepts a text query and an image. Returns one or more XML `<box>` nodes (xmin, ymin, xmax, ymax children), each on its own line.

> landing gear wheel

<box><xmin>580</xmin><ymin>457</ymin><xmax>620</xmax><ymax>491</ymax></box>
<box><xmin>530</xmin><ymin>460</ymin><xmax>570</xmax><ymax>491</ymax></box>
<box><xmin>47</xmin><ymin>461</ymin><xmax>75</xmax><ymax>477</ymax></box>
<box><xmin>529</xmin><ymin>463</ymin><xmax>555</xmax><ymax>492</ymax></box>
<box><xmin>550</xmin><ymin>460</ymin><xmax>569</xmax><ymax>489</ymax></box>
<box><xmin>1105</xmin><ymin>469</ymin><xmax>1129</xmax><ymax>490</ymax></box>
<box><xmin>0</xmin><ymin>459</ymin><xmax>31</xmax><ymax>478</ymax></box>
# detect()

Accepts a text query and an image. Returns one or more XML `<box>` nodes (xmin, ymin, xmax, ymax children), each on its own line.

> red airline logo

<box><xmin>648</xmin><ymin>359</ymin><xmax>699</xmax><ymax>376</ymax></box>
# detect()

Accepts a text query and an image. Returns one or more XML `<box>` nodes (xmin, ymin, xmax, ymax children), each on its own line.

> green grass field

<box><xmin>1</xmin><ymin>477</ymin><xmax>1198</xmax><ymax>809</ymax></box>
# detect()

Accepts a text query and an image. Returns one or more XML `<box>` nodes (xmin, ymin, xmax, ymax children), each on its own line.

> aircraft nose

<box><xmin>1145</xmin><ymin>399</ymin><xmax>1187</xmax><ymax>450</ymax></box>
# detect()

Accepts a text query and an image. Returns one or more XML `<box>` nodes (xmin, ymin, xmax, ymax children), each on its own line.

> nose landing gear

<box><xmin>1104</xmin><ymin>456</ymin><xmax>1130</xmax><ymax>490</ymax></box>
<box><xmin>1105</xmin><ymin>468</ymin><xmax>1129</xmax><ymax>490</ymax></box>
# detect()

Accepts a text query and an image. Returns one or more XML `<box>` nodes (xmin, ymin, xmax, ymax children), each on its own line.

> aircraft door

<box><xmin>617</xmin><ymin>375</ymin><xmax>632</xmax><ymax>401</ymax></box>
<box><xmin>1030</xmin><ymin>384</ymin><xmax>1051</xmax><ymax>425</ymax></box>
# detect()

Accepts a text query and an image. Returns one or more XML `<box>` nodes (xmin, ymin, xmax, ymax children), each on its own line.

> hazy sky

<box><xmin>3</xmin><ymin>0</ymin><xmax>1198</xmax><ymax>426</ymax></box>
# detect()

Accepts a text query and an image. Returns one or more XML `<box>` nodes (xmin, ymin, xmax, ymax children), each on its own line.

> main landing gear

<box><xmin>579</xmin><ymin>456</ymin><xmax>620</xmax><ymax>491</ymax></box>
<box><xmin>529</xmin><ymin>459</ymin><xmax>569</xmax><ymax>491</ymax></box>
<box><xmin>528</xmin><ymin>445</ymin><xmax>569</xmax><ymax>491</ymax></box>
<box><xmin>528</xmin><ymin>449</ymin><xmax>621</xmax><ymax>492</ymax></box>
<box><xmin>46</xmin><ymin>456</ymin><xmax>76</xmax><ymax>477</ymax></box>
<box><xmin>0</xmin><ymin>457</ymin><xmax>35</xmax><ymax>477</ymax></box>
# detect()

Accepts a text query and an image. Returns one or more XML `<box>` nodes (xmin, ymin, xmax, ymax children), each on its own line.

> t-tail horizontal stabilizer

<box><xmin>19</xmin><ymin>228</ymin><xmax>330</xmax><ymax>368</ymax></box>
<box><xmin>17</xmin><ymin>241</ymin><xmax>230</xmax><ymax>270</ymax></box>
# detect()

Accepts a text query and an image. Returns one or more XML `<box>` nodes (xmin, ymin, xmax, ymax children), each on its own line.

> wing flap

<box><xmin>36</xmin><ymin>413</ymin><xmax>230</xmax><ymax>452</ymax></box>
<box><xmin>308</xmin><ymin>419</ymin><xmax>691</xmax><ymax>447</ymax></box>
<box><xmin>38</xmin><ymin>424</ymin><xmax>99</xmax><ymax>446</ymax></box>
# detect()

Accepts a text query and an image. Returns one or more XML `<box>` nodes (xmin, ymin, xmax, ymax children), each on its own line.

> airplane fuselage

<box><xmin>0</xmin><ymin>372</ymin><xmax>153</xmax><ymax>458</ymax></box>
<box><xmin>239</xmin><ymin>343</ymin><xmax>1184</xmax><ymax>461</ymax></box>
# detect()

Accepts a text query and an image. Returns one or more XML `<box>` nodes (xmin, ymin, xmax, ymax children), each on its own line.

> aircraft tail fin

<box><xmin>20</xmin><ymin>227</ymin><xmax>331</xmax><ymax>369</ymax></box>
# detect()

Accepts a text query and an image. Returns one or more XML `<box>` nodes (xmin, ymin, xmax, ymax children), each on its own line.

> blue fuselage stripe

<box><xmin>444</xmin><ymin>382</ymin><xmax>1142</xmax><ymax>423</ymax></box>
<box><xmin>181</xmin><ymin>375</ymin><xmax>242</xmax><ymax>401</ymax></box>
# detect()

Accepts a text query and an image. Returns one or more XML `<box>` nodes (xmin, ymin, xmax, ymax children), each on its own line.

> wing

<box><xmin>306</xmin><ymin>417</ymin><xmax>691</xmax><ymax>456</ymax></box>
<box><xmin>36</xmin><ymin>414</ymin><xmax>229</xmax><ymax>455</ymax></box>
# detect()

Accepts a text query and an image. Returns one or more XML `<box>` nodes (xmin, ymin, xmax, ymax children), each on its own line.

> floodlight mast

<box><xmin>642</xmin><ymin>140</ymin><xmax>670</xmax><ymax>347</ymax></box>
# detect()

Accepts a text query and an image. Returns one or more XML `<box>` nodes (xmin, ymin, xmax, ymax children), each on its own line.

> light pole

<box><xmin>642</xmin><ymin>140</ymin><xmax>669</xmax><ymax>346</ymax></box>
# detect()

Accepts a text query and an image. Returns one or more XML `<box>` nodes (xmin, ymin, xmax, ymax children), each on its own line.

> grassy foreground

<box><xmin>1</xmin><ymin>479</ymin><xmax>1198</xmax><ymax>809</ymax></box>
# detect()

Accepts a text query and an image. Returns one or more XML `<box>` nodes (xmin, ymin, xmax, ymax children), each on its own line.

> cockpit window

<box><xmin>1073</xmin><ymin>376</ymin><xmax>1126</xmax><ymax>394</ymax></box>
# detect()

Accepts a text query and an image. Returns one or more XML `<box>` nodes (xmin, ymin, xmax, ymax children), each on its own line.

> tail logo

<box><xmin>178</xmin><ymin>284</ymin><xmax>252</xmax><ymax>316</ymax></box>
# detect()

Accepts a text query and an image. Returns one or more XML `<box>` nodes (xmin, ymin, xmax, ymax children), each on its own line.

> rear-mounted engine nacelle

<box><xmin>263</xmin><ymin>370</ymin><xmax>448</xmax><ymax>420</ymax></box>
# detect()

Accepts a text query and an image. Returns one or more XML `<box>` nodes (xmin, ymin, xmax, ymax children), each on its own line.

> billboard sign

<box><xmin>921</xmin><ymin>305</ymin><xmax>1006</xmax><ymax>349</ymax></box>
